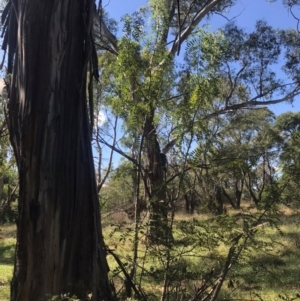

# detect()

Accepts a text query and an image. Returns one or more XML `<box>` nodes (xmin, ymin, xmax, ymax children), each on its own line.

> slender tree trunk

<box><xmin>144</xmin><ymin>111</ymin><xmax>170</xmax><ymax>244</ymax></box>
<box><xmin>222</xmin><ymin>187</ymin><xmax>237</xmax><ymax>209</ymax></box>
<box><xmin>215</xmin><ymin>185</ymin><xmax>224</xmax><ymax>215</ymax></box>
<box><xmin>235</xmin><ymin>179</ymin><xmax>244</xmax><ymax>209</ymax></box>
<box><xmin>125</xmin><ymin>139</ymin><xmax>140</xmax><ymax>297</ymax></box>
<box><xmin>184</xmin><ymin>194</ymin><xmax>191</xmax><ymax>213</ymax></box>
<box><xmin>190</xmin><ymin>191</ymin><xmax>196</xmax><ymax>214</ymax></box>
<box><xmin>6</xmin><ymin>1</ymin><xmax>113</xmax><ymax>300</ymax></box>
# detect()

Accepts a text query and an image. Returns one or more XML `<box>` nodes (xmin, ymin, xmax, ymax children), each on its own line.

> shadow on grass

<box><xmin>238</xmin><ymin>245</ymin><xmax>300</xmax><ymax>293</ymax></box>
<box><xmin>0</xmin><ymin>243</ymin><xmax>15</xmax><ymax>265</ymax></box>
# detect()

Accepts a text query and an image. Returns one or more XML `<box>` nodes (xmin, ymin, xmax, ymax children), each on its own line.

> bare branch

<box><xmin>289</xmin><ymin>6</ymin><xmax>300</xmax><ymax>33</ymax></box>
<box><xmin>161</xmin><ymin>138</ymin><xmax>177</xmax><ymax>154</ymax></box>
<box><xmin>97</xmin><ymin>116</ymin><xmax>119</xmax><ymax>191</ymax></box>
<box><xmin>96</xmin><ymin>133</ymin><xmax>141</xmax><ymax>168</ymax></box>
<box><xmin>204</xmin><ymin>87</ymin><xmax>300</xmax><ymax>119</ymax></box>
<box><xmin>213</xmin><ymin>6</ymin><xmax>246</xmax><ymax>22</ymax></box>
<box><xmin>170</xmin><ymin>0</ymin><xmax>224</xmax><ymax>55</ymax></box>
<box><xmin>176</xmin><ymin>0</ymin><xmax>181</xmax><ymax>54</ymax></box>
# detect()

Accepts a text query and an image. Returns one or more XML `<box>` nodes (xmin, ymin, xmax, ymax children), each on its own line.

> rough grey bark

<box><xmin>3</xmin><ymin>1</ymin><xmax>113</xmax><ymax>300</ymax></box>
<box><xmin>144</xmin><ymin>110</ymin><xmax>171</xmax><ymax>244</ymax></box>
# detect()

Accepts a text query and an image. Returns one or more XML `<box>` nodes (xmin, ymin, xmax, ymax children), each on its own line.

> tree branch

<box><xmin>170</xmin><ymin>0</ymin><xmax>224</xmax><ymax>55</ymax></box>
<box><xmin>96</xmin><ymin>133</ymin><xmax>141</xmax><ymax>168</ymax></box>
<box><xmin>97</xmin><ymin>116</ymin><xmax>119</xmax><ymax>191</ymax></box>
<box><xmin>204</xmin><ymin>88</ymin><xmax>300</xmax><ymax>119</ymax></box>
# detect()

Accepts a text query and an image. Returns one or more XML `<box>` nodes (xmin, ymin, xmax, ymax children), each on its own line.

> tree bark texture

<box><xmin>6</xmin><ymin>1</ymin><xmax>113</xmax><ymax>300</ymax></box>
<box><xmin>144</xmin><ymin>111</ymin><xmax>171</xmax><ymax>244</ymax></box>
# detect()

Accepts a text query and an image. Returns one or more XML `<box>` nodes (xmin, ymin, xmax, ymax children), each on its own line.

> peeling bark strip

<box><xmin>3</xmin><ymin>1</ymin><xmax>113</xmax><ymax>300</ymax></box>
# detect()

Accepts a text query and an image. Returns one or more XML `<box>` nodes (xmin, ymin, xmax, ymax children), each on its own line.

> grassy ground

<box><xmin>0</xmin><ymin>224</ymin><xmax>15</xmax><ymax>301</ymax></box>
<box><xmin>0</xmin><ymin>207</ymin><xmax>300</xmax><ymax>300</ymax></box>
<box><xmin>103</xmin><ymin>207</ymin><xmax>300</xmax><ymax>301</ymax></box>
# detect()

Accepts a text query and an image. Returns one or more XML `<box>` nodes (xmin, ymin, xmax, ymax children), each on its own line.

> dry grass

<box><xmin>103</xmin><ymin>205</ymin><xmax>300</xmax><ymax>301</ymax></box>
<box><xmin>0</xmin><ymin>205</ymin><xmax>300</xmax><ymax>300</ymax></box>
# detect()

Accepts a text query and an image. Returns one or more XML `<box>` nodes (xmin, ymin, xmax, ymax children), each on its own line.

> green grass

<box><xmin>211</xmin><ymin>209</ymin><xmax>300</xmax><ymax>301</ymax></box>
<box><xmin>0</xmin><ymin>225</ymin><xmax>15</xmax><ymax>301</ymax></box>
<box><xmin>103</xmin><ymin>208</ymin><xmax>300</xmax><ymax>301</ymax></box>
<box><xmin>1</xmin><ymin>207</ymin><xmax>300</xmax><ymax>300</ymax></box>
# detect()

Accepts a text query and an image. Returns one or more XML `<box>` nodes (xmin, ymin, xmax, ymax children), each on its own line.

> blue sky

<box><xmin>103</xmin><ymin>0</ymin><xmax>300</xmax><ymax>115</ymax></box>
<box><xmin>97</xmin><ymin>1</ymin><xmax>300</xmax><ymax>166</ymax></box>
<box><xmin>104</xmin><ymin>0</ymin><xmax>300</xmax><ymax>30</ymax></box>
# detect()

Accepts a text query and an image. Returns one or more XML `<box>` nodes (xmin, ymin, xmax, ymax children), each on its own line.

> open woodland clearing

<box><xmin>1</xmin><ymin>206</ymin><xmax>300</xmax><ymax>301</ymax></box>
<box><xmin>1</xmin><ymin>0</ymin><xmax>300</xmax><ymax>300</ymax></box>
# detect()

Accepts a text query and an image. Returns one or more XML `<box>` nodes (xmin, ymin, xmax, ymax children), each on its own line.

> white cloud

<box><xmin>97</xmin><ymin>110</ymin><xmax>107</xmax><ymax>127</ymax></box>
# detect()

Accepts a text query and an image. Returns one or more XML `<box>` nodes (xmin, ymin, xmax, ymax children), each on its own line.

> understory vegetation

<box><xmin>103</xmin><ymin>207</ymin><xmax>300</xmax><ymax>301</ymax></box>
<box><xmin>1</xmin><ymin>206</ymin><xmax>300</xmax><ymax>300</ymax></box>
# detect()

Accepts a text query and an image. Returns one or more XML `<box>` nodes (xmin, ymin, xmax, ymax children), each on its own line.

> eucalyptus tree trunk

<box><xmin>4</xmin><ymin>1</ymin><xmax>113</xmax><ymax>300</ymax></box>
<box><xmin>144</xmin><ymin>110</ymin><xmax>171</xmax><ymax>244</ymax></box>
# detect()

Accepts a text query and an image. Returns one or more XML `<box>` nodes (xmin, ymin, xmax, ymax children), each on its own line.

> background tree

<box><xmin>276</xmin><ymin>111</ymin><xmax>300</xmax><ymax>205</ymax></box>
<box><xmin>0</xmin><ymin>94</ymin><xmax>18</xmax><ymax>222</ymax></box>
<box><xmin>215</xmin><ymin>109</ymin><xmax>281</xmax><ymax>207</ymax></box>
<box><xmin>92</xmin><ymin>3</ymin><xmax>300</xmax><ymax>296</ymax></box>
<box><xmin>96</xmin><ymin>1</ymin><xmax>300</xmax><ymax>243</ymax></box>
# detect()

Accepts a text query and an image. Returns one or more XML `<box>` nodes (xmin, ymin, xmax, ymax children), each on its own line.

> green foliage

<box><xmin>184</xmin><ymin>20</ymin><xmax>300</xmax><ymax>113</ymax></box>
<box><xmin>94</xmin><ymin>2</ymin><xmax>300</xmax><ymax>300</ymax></box>
<box><xmin>274</xmin><ymin>111</ymin><xmax>300</xmax><ymax>204</ymax></box>
<box><xmin>121</xmin><ymin>12</ymin><xmax>145</xmax><ymax>42</ymax></box>
<box><xmin>117</xmin><ymin>38</ymin><xmax>146</xmax><ymax>76</ymax></box>
<box><xmin>0</xmin><ymin>100</ymin><xmax>18</xmax><ymax>224</ymax></box>
<box><xmin>276</xmin><ymin>111</ymin><xmax>300</xmax><ymax>134</ymax></box>
<box><xmin>101</xmin><ymin>205</ymin><xmax>300</xmax><ymax>301</ymax></box>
